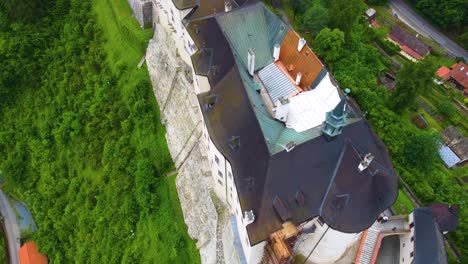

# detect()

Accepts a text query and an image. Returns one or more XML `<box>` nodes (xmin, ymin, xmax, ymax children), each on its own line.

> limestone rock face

<box><xmin>146</xmin><ymin>24</ymin><xmax>218</xmax><ymax>264</ymax></box>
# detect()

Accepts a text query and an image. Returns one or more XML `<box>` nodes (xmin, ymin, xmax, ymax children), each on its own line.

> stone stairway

<box><xmin>357</xmin><ymin>224</ymin><xmax>380</xmax><ymax>264</ymax></box>
<box><xmin>356</xmin><ymin>217</ymin><xmax>410</xmax><ymax>264</ymax></box>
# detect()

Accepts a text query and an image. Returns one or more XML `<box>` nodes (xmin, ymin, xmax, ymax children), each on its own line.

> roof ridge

<box><xmin>319</xmin><ymin>138</ymin><xmax>351</xmax><ymax>215</ymax></box>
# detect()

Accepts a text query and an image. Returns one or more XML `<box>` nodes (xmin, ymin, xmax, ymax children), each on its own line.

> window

<box><xmin>317</xmin><ymin>217</ymin><xmax>324</xmax><ymax>226</ymax></box>
<box><xmin>228</xmin><ymin>172</ymin><xmax>232</xmax><ymax>179</ymax></box>
<box><xmin>215</xmin><ymin>155</ymin><xmax>219</xmax><ymax>165</ymax></box>
<box><xmin>403</xmin><ymin>243</ymin><xmax>405</xmax><ymax>248</ymax></box>
<box><xmin>409</xmin><ymin>222</ymin><xmax>414</xmax><ymax>229</ymax></box>
<box><xmin>218</xmin><ymin>170</ymin><xmax>223</xmax><ymax>177</ymax></box>
<box><xmin>411</xmin><ymin>236</ymin><xmax>414</xmax><ymax>242</ymax></box>
<box><xmin>410</xmin><ymin>252</ymin><xmax>414</xmax><ymax>258</ymax></box>
<box><xmin>218</xmin><ymin>179</ymin><xmax>223</xmax><ymax>185</ymax></box>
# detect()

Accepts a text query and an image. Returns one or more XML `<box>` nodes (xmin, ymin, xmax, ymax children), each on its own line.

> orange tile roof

<box><xmin>19</xmin><ymin>242</ymin><xmax>48</xmax><ymax>264</ymax></box>
<box><xmin>450</xmin><ymin>62</ymin><xmax>468</xmax><ymax>89</ymax></box>
<box><xmin>401</xmin><ymin>45</ymin><xmax>423</xmax><ymax>60</ymax></box>
<box><xmin>279</xmin><ymin>31</ymin><xmax>324</xmax><ymax>90</ymax></box>
<box><xmin>436</xmin><ymin>66</ymin><xmax>450</xmax><ymax>80</ymax></box>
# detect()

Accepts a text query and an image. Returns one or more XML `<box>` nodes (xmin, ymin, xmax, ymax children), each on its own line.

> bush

<box><xmin>376</xmin><ymin>38</ymin><xmax>400</xmax><ymax>56</ymax></box>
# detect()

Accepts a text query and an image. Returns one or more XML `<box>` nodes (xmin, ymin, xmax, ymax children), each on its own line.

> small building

<box><xmin>354</xmin><ymin>204</ymin><xmax>458</xmax><ymax>264</ymax></box>
<box><xmin>448</xmin><ymin>62</ymin><xmax>468</xmax><ymax>91</ymax></box>
<box><xmin>439</xmin><ymin>126</ymin><xmax>468</xmax><ymax>167</ymax></box>
<box><xmin>19</xmin><ymin>241</ymin><xmax>48</xmax><ymax>264</ymax></box>
<box><xmin>365</xmin><ymin>8</ymin><xmax>379</xmax><ymax>28</ymax></box>
<box><xmin>387</xmin><ymin>26</ymin><xmax>431</xmax><ymax>61</ymax></box>
<box><xmin>365</xmin><ymin>8</ymin><xmax>376</xmax><ymax>19</ymax></box>
<box><xmin>436</xmin><ymin>66</ymin><xmax>450</xmax><ymax>81</ymax></box>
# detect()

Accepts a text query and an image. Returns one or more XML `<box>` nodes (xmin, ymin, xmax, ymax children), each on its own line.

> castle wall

<box><xmin>146</xmin><ymin>23</ymin><xmax>218</xmax><ymax>264</ymax></box>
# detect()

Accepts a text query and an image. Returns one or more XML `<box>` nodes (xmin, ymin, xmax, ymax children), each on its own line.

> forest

<box><xmin>0</xmin><ymin>0</ymin><xmax>199</xmax><ymax>263</ymax></box>
<box><xmin>285</xmin><ymin>0</ymin><xmax>468</xmax><ymax>262</ymax></box>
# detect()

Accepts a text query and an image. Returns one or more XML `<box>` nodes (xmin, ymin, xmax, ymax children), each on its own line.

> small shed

<box><xmin>365</xmin><ymin>8</ymin><xmax>376</xmax><ymax>19</ymax></box>
<box><xmin>440</xmin><ymin>126</ymin><xmax>468</xmax><ymax>167</ymax></box>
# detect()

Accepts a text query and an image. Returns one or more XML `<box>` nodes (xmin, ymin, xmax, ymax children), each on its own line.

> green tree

<box><xmin>313</xmin><ymin>28</ymin><xmax>345</xmax><ymax>64</ymax></box>
<box><xmin>328</xmin><ymin>0</ymin><xmax>365</xmax><ymax>35</ymax></box>
<box><xmin>404</xmin><ymin>133</ymin><xmax>439</xmax><ymax>173</ymax></box>
<box><xmin>301</xmin><ymin>3</ymin><xmax>329</xmax><ymax>35</ymax></box>
<box><xmin>436</xmin><ymin>100</ymin><xmax>456</xmax><ymax>119</ymax></box>
<box><xmin>390</xmin><ymin>59</ymin><xmax>435</xmax><ymax>112</ymax></box>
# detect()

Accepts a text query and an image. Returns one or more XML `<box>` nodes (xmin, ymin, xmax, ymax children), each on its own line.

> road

<box><xmin>0</xmin><ymin>191</ymin><xmax>20</xmax><ymax>264</ymax></box>
<box><xmin>389</xmin><ymin>0</ymin><xmax>468</xmax><ymax>61</ymax></box>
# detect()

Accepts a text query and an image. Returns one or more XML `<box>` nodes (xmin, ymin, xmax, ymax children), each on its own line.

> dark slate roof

<box><xmin>186</xmin><ymin>1</ymin><xmax>398</xmax><ymax>245</ymax></box>
<box><xmin>172</xmin><ymin>0</ymin><xmax>197</xmax><ymax>10</ymax></box>
<box><xmin>429</xmin><ymin>203</ymin><xmax>459</xmax><ymax>232</ymax></box>
<box><xmin>413</xmin><ymin>208</ymin><xmax>448</xmax><ymax>264</ymax></box>
<box><xmin>389</xmin><ymin>26</ymin><xmax>430</xmax><ymax>56</ymax></box>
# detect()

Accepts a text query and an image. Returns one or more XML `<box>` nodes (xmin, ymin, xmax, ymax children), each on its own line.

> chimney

<box><xmin>358</xmin><ymin>153</ymin><xmax>374</xmax><ymax>172</ymax></box>
<box><xmin>297</xmin><ymin>38</ymin><xmax>306</xmax><ymax>52</ymax></box>
<box><xmin>295</xmin><ymin>72</ymin><xmax>302</xmax><ymax>85</ymax></box>
<box><xmin>243</xmin><ymin>210</ymin><xmax>255</xmax><ymax>226</ymax></box>
<box><xmin>273</xmin><ymin>43</ymin><xmax>280</xmax><ymax>61</ymax></box>
<box><xmin>248</xmin><ymin>49</ymin><xmax>255</xmax><ymax>76</ymax></box>
<box><xmin>224</xmin><ymin>0</ymin><xmax>232</xmax><ymax>12</ymax></box>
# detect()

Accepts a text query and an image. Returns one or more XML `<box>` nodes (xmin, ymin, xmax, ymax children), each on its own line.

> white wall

<box><xmin>155</xmin><ymin>1</ymin><xmax>266</xmax><ymax>262</ymax></box>
<box><xmin>399</xmin><ymin>213</ymin><xmax>415</xmax><ymax>264</ymax></box>
<box><xmin>296</xmin><ymin>217</ymin><xmax>360</xmax><ymax>264</ymax></box>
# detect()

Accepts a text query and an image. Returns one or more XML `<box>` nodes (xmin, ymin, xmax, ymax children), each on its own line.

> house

<box><xmin>354</xmin><ymin>204</ymin><xmax>458</xmax><ymax>264</ymax></box>
<box><xmin>125</xmin><ymin>0</ymin><xmax>460</xmax><ymax>263</ymax></box>
<box><xmin>436</xmin><ymin>66</ymin><xmax>450</xmax><ymax>81</ymax></box>
<box><xmin>387</xmin><ymin>26</ymin><xmax>431</xmax><ymax>61</ymax></box>
<box><xmin>365</xmin><ymin>8</ymin><xmax>376</xmax><ymax>20</ymax></box>
<box><xmin>448</xmin><ymin>62</ymin><xmax>468</xmax><ymax>91</ymax></box>
<box><xmin>19</xmin><ymin>241</ymin><xmax>48</xmax><ymax>264</ymax></box>
<box><xmin>436</xmin><ymin>62</ymin><xmax>468</xmax><ymax>94</ymax></box>
<box><xmin>439</xmin><ymin>126</ymin><xmax>468</xmax><ymax>167</ymax></box>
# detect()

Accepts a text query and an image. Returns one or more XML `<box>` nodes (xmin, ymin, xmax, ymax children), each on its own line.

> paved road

<box><xmin>389</xmin><ymin>0</ymin><xmax>468</xmax><ymax>61</ymax></box>
<box><xmin>0</xmin><ymin>191</ymin><xmax>20</xmax><ymax>264</ymax></box>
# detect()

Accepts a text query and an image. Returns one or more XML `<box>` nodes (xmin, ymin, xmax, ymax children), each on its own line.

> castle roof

<box><xmin>185</xmin><ymin>0</ymin><xmax>398</xmax><ymax>244</ymax></box>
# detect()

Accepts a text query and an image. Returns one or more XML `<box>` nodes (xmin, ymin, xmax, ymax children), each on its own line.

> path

<box><xmin>0</xmin><ymin>191</ymin><xmax>20</xmax><ymax>264</ymax></box>
<box><xmin>389</xmin><ymin>0</ymin><xmax>468</xmax><ymax>61</ymax></box>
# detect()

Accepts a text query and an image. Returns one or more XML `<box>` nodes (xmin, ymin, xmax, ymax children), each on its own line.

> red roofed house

<box><xmin>387</xmin><ymin>26</ymin><xmax>431</xmax><ymax>61</ymax></box>
<box><xmin>19</xmin><ymin>241</ymin><xmax>48</xmax><ymax>264</ymax></box>
<box><xmin>436</xmin><ymin>66</ymin><xmax>450</xmax><ymax>81</ymax></box>
<box><xmin>448</xmin><ymin>62</ymin><xmax>468</xmax><ymax>93</ymax></box>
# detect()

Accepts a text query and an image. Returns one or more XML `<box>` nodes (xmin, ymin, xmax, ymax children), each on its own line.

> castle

<box><xmin>128</xmin><ymin>0</ymin><xmax>458</xmax><ymax>263</ymax></box>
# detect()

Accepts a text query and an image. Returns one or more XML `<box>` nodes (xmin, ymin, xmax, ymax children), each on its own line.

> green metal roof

<box><xmin>219</xmin><ymin>4</ymin><xmax>360</xmax><ymax>155</ymax></box>
<box><xmin>216</xmin><ymin>3</ymin><xmax>288</xmax><ymax>71</ymax></box>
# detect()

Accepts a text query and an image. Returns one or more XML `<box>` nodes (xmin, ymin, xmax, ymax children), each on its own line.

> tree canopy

<box><xmin>390</xmin><ymin>59</ymin><xmax>435</xmax><ymax>112</ymax></box>
<box><xmin>313</xmin><ymin>28</ymin><xmax>345</xmax><ymax>64</ymax></box>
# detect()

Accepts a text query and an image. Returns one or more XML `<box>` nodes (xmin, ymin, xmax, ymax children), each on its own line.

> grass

<box><xmin>92</xmin><ymin>0</ymin><xmax>199</xmax><ymax>262</ymax></box>
<box><xmin>93</xmin><ymin>0</ymin><xmax>176</xmax><ymax>173</ymax></box>
<box><xmin>392</xmin><ymin>189</ymin><xmax>415</xmax><ymax>215</ymax></box>
<box><xmin>128</xmin><ymin>175</ymin><xmax>200</xmax><ymax>263</ymax></box>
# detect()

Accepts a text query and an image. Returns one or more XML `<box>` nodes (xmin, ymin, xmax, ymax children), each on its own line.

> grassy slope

<box><xmin>393</xmin><ymin>189</ymin><xmax>415</xmax><ymax>215</ymax></box>
<box><xmin>92</xmin><ymin>0</ymin><xmax>201</xmax><ymax>262</ymax></box>
<box><xmin>0</xmin><ymin>0</ymin><xmax>200</xmax><ymax>262</ymax></box>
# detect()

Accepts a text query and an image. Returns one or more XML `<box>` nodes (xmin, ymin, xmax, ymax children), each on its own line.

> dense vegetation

<box><xmin>407</xmin><ymin>0</ymin><xmax>468</xmax><ymax>49</ymax></box>
<box><xmin>287</xmin><ymin>0</ymin><xmax>467</xmax><ymax>262</ymax></box>
<box><xmin>0</xmin><ymin>0</ymin><xmax>199</xmax><ymax>263</ymax></box>
<box><xmin>0</xmin><ymin>230</ymin><xmax>5</xmax><ymax>264</ymax></box>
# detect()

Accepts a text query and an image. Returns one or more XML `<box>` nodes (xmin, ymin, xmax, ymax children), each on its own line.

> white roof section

<box><xmin>285</xmin><ymin>73</ymin><xmax>341</xmax><ymax>132</ymax></box>
<box><xmin>439</xmin><ymin>145</ymin><xmax>461</xmax><ymax>168</ymax></box>
<box><xmin>366</xmin><ymin>8</ymin><xmax>376</xmax><ymax>17</ymax></box>
<box><xmin>258</xmin><ymin>63</ymin><xmax>297</xmax><ymax>103</ymax></box>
